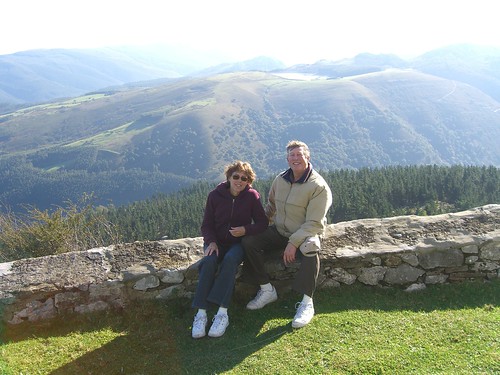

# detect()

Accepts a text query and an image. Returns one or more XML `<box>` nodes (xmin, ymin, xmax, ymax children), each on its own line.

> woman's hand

<box><xmin>229</xmin><ymin>226</ymin><xmax>246</xmax><ymax>237</ymax></box>
<box><xmin>205</xmin><ymin>242</ymin><xmax>219</xmax><ymax>256</ymax></box>
<box><xmin>283</xmin><ymin>242</ymin><xmax>297</xmax><ymax>265</ymax></box>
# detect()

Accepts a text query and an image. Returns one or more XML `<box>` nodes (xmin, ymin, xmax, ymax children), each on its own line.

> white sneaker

<box><xmin>208</xmin><ymin>313</ymin><xmax>229</xmax><ymax>338</ymax></box>
<box><xmin>192</xmin><ymin>314</ymin><xmax>208</xmax><ymax>339</ymax></box>
<box><xmin>246</xmin><ymin>286</ymin><xmax>278</xmax><ymax>310</ymax></box>
<box><xmin>292</xmin><ymin>301</ymin><xmax>314</xmax><ymax>328</ymax></box>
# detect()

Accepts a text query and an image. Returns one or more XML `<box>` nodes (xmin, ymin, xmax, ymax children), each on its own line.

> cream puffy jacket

<box><xmin>266</xmin><ymin>167</ymin><xmax>333</xmax><ymax>249</ymax></box>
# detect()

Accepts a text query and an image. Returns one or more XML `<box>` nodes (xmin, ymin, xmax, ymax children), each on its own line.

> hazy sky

<box><xmin>2</xmin><ymin>0</ymin><xmax>498</xmax><ymax>65</ymax></box>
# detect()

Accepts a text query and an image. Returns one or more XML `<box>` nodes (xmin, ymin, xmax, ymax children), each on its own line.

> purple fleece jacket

<box><xmin>201</xmin><ymin>181</ymin><xmax>269</xmax><ymax>247</ymax></box>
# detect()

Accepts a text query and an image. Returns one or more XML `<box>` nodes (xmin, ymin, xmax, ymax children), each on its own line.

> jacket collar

<box><xmin>281</xmin><ymin>163</ymin><xmax>313</xmax><ymax>183</ymax></box>
<box><xmin>217</xmin><ymin>180</ymin><xmax>250</xmax><ymax>197</ymax></box>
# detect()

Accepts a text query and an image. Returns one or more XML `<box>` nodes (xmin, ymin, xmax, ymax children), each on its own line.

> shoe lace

<box><xmin>295</xmin><ymin>301</ymin><xmax>312</xmax><ymax>315</ymax></box>
<box><xmin>295</xmin><ymin>301</ymin><xmax>303</xmax><ymax>312</ymax></box>
<box><xmin>193</xmin><ymin>315</ymin><xmax>206</xmax><ymax>329</ymax></box>
<box><xmin>212</xmin><ymin>314</ymin><xmax>227</xmax><ymax>329</ymax></box>
<box><xmin>255</xmin><ymin>289</ymin><xmax>265</xmax><ymax>300</ymax></box>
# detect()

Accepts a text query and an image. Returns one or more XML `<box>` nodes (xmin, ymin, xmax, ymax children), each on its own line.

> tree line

<box><xmin>102</xmin><ymin>165</ymin><xmax>500</xmax><ymax>242</ymax></box>
<box><xmin>1</xmin><ymin>165</ymin><xmax>498</xmax><ymax>261</ymax></box>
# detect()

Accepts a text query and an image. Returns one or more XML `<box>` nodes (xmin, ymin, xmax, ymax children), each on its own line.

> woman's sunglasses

<box><xmin>232</xmin><ymin>174</ymin><xmax>248</xmax><ymax>182</ymax></box>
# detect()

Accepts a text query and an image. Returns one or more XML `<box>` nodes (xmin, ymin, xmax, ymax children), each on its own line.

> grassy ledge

<box><xmin>1</xmin><ymin>279</ymin><xmax>499</xmax><ymax>374</ymax></box>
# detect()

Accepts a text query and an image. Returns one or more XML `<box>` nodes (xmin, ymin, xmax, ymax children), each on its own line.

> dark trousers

<box><xmin>242</xmin><ymin>226</ymin><xmax>320</xmax><ymax>297</ymax></box>
<box><xmin>192</xmin><ymin>243</ymin><xmax>244</xmax><ymax>309</ymax></box>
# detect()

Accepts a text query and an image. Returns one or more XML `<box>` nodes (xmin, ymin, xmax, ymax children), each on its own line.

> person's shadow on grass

<box><xmin>2</xmin><ymin>285</ymin><xmax>300</xmax><ymax>375</ymax></box>
<box><xmin>4</xmin><ymin>279</ymin><xmax>496</xmax><ymax>374</ymax></box>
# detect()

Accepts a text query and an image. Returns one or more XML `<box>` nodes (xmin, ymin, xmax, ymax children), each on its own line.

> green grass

<box><xmin>1</xmin><ymin>280</ymin><xmax>499</xmax><ymax>374</ymax></box>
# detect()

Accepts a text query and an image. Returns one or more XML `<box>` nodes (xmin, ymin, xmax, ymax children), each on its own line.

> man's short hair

<box><xmin>286</xmin><ymin>140</ymin><xmax>310</xmax><ymax>159</ymax></box>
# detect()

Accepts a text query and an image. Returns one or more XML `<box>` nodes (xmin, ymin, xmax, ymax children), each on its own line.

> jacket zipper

<box><xmin>225</xmin><ymin>197</ymin><xmax>236</xmax><ymax>240</ymax></box>
<box><xmin>283</xmin><ymin>182</ymin><xmax>292</xmax><ymax>233</ymax></box>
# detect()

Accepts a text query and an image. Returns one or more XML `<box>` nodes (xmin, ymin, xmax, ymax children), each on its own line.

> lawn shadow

<box><xmin>2</xmin><ymin>299</ymin><xmax>187</xmax><ymax>374</ymax></box>
<box><xmin>1</xmin><ymin>290</ymin><xmax>299</xmax><ymax>375</ymax></box>
<box><xmin>176</xmin><ymin>289</ymin><xmax>299</xmax><ymax>374</ymax></box>
<box><xmin>1</xmin><ymin>279</ymin><xmax>497</xmax><ymax>374</ymax></box>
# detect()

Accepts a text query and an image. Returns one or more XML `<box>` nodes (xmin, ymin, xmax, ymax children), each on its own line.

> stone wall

<box><xmin>1</xmin><ymin>205</ymin><xmax>499</xmax><ymax>324</ymax></box>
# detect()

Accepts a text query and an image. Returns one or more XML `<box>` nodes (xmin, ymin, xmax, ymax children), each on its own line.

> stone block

<box><xmin>75</xmin><ymin>301</ymin><xmax>109</xmax><ymax>314</ymax></box>
<box><xmin>121</xmin><ymin>265</ymin><xmax>153</xmax><ymax>282</ymax></box>
<box><xmin>480</xmin><ymin>242</ymin><xmax>500</xmax><ymax>261</ymax></box>
<box><xmin>425</xmin><ymin>274</ymin><xmax>448</xmax><ymax>284</ymax></box>
<box><xmin>405</xmin><ymin>283</ymin><xmax>426</xmax><ymax>292</ymax></box>
<box><xmin>160</xmin><ymin>269</ymin><xmax>185</xmax><ymax>284</ymax></box>
<box><xmin>358</xmin><ymin>266</ymin><xmax>386</xmax><ymax>286</ymax></box>
<box><xmin>417</xmin><ymin>248</ymin><xmax>464</xmax><ymax>269</ymax></box>
<box><xmin>133</xmin><ymin>275</ymin><xmax>160</xmax><ymax>291</ymax></box>
<box><xmin>461</xmin><ymin>245</ymin><xmax>479</xmax><ymax>254</ymax></box>
<box><xmin>328</xmin><ymin>268</ymin><xmax>356</xmax><ymax>285</ymax></box>
<box><xmin>156</xmin><ymin>285</ymin><xmax>185</xmax><ymax>300</ymax></box>
<box><xmin>384</xmin><ymin>264</ymin><xmax>425</xmax><ymax>285</ymax></box>
<box><xmin>54</xmin><ymin>291</ymin><xmax>86</xmax><ymax>313</ymax></box>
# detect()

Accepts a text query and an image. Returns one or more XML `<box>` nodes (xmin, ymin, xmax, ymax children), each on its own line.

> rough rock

<box><xmin>1</xmin><ymin>205</ymin><xmax>499</xmax><ymax>324</ymax></box>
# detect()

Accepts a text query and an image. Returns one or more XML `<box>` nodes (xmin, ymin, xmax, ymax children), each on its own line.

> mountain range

<box><xmin>0</xmin><ymin>45</ymin><xmax>284</xmax><ymax>108</ymax></box>
<box><xmin>0</xmin><ymin>43</ymin><xmax>499</xmax><ymax>210</ymax></box>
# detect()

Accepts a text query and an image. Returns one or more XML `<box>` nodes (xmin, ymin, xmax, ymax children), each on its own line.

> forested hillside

<box><xmin>1</xmin><ymin>70</ymin><xmax>499</xmax><ymax>212</ymax></box>
<box><xmin>1</xmin><ymin>165</ymin><xmax>498</xmax><ymax>262</ymax></box>
<box><xmin>101</xmin><ymin>165</ymin><xmax>500</xmax><ymax>242</ymax></box>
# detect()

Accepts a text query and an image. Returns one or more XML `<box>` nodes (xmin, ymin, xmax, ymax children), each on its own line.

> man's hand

<box><xmin>283</xmin><ymin>242</ymin><xmax>298</xmax><ymax>265</ymax></box>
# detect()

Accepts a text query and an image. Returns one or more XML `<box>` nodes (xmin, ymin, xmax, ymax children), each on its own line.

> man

<box><xmin>242</xmin><ymin>140</ymin><xmax>333</xmax><ymax>328</ymax></box>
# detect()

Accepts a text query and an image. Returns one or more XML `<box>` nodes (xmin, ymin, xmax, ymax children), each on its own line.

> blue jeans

<box><xmin>192</xmin><ymin>243</ymin><xmax>244</xmax><ymax>309</ymax></box>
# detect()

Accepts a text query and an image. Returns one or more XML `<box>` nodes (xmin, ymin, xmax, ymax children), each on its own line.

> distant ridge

<box><xmin>3</xmin><ymin>43</ymin><xmax>500</xmax><ymax>106</ymax></box>
<box><xmin>0</xmin><ymin>46</ymin><xmax>284</xmax><ymax>106</ymax></box>
<box><xmin>0</xmin><ymin>44</ymin><xmax>499</xmax><ymax>210</ymax></box>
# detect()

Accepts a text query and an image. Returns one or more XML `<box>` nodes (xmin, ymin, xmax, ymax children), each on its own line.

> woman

<box><xmin>191</xmin><ymin>161</ymin><xmax>268</xmax><ymax>339</ymax></box>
